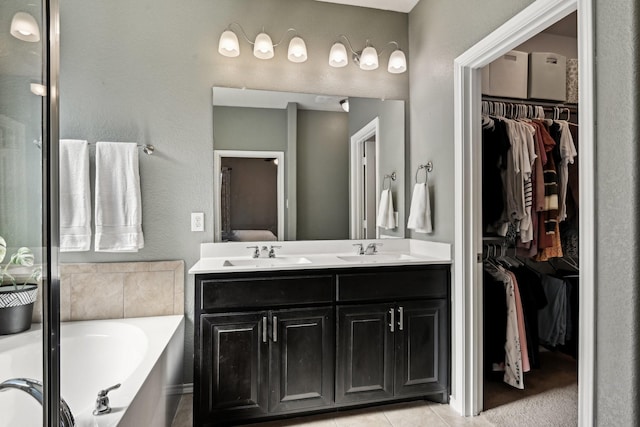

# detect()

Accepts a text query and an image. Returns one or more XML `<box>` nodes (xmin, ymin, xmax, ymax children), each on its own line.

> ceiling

<box><xmin>313</xmin><ymin>0</ymin><xmax>420</xmax><ymax>13</ymax></box>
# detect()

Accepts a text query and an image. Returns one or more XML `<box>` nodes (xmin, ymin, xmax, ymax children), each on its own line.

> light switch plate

<box><xmin>191</xmin><ymin>212</ymin><xmax>204</xmax><ymax>231</ymax></box>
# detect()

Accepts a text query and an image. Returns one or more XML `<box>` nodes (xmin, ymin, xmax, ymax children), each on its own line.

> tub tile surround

<box><xmin>32</xmin><ymin>260</ymin><xmax>184</xmax><ymax>322</ymax></box>
<box><xmin>190</xmin><ymin>238</ymin><xmax>452</xmax><ymax>274</ymax></box>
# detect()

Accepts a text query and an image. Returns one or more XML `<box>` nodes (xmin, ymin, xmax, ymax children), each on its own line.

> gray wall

<box><xmin>297</xmin><ymin>110</ymin><xmax>349</xmax><ymax>240</ymax></box>
<box><xmin>349</xmin><ymin>98</ymin><xmax>405</xmax><ymax>238</ymax></box>
<box><xmin>594</xmin><ymin>0</ymin><xmax>640</xmax><ymax>423</ymax></box>
<box><xmin>59</xmin><ymin>0</ymin><xmax>408</xmax><ymax>384</ymax></box>
<box><xmin>214</xmin><ymin>106</ymin><xmax>288</xmax><ymax>152</ymax></box>
<box><xmin>408</xmin><ymin>0</ymin><xmax>535</xmax><ymax>242</ymax></box>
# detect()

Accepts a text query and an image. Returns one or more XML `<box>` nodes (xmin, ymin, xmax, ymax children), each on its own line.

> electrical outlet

<box><xmin>191</xmin><ymin>212</ymin><xmax>204</xmax><ymax>232</ymax></box>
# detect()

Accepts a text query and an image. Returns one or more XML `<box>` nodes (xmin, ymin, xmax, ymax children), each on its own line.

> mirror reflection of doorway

<box><xmin>213</xmin><ymin>150</ymin><xmax>284</xmax><ymax>242</ymax></box>
<box><xmin>220</xmin><ymin>157</ymin><xmax>278</xmax><ymax>242</ymax></box>
<box><xmin>350</xmin><ymin>117</ymin><xmax>379</xmax><ymax>239</ymax></box>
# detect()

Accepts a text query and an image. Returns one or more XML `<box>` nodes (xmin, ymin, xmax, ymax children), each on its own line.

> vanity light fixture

<box><xmin>218</xmin><ymin>23</ymin><xmax>307</xmax><ymax>63</ymax></box>
<box><xmin>10</xmin><ymin>12</ymin><xmax>40</xmax><ymax>42</ymax></box>
<box><xmin>328</xmin><ymin>36</ymin><xmax>407</xmax><ymax>74</ymax></box>
<box><xmin>340</xmin><ymin>99</ymin><xmax>349</xmax><ymax>112</ymax></box>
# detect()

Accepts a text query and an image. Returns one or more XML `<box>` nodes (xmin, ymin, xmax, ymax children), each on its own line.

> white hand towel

<box><xmin>407</xmin><ymin>183</ymin><xmax>433</xmax><ymax>233</ymax></box>
<box><xmin>95</xmin><ymin>142</ymin><xmax>144</xmax><ymax>252</ymax></box>
<box><xmin>60</xmin><ymin>139</ymin><xmax>91</xmax><ymax>251</ymax></box>
<box><xmin>376</xmin><ymin>189</ymin><xmax>396</xmax><ymax>229</ymax></box>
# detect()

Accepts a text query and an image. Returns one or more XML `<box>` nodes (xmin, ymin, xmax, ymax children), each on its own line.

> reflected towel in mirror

<box><xmin>407</xmin><ymin>183</ymin><xmax>433</xmax><ymax>233</ymax></box>
<box><xmin>376</xmin><ymin>189</ymin><xmax>396</xmax><ymax>229</ymax></box>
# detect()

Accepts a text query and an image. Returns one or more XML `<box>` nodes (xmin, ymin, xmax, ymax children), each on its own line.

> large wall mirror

<box><xmin>213</xmin><ymin>87</ymin><xmax>405</xmax><ymax>242</ymax></box>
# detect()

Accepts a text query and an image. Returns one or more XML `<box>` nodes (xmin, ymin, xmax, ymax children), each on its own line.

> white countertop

<box><xmin>189</xmin><ymin>239</ymin><xmax>451</xmax><ymax>274</ymax></box>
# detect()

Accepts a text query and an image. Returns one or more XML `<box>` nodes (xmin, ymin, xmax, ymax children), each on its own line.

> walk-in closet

<box><xmin>480</xmin><ymin>11</ymin><xmax>579</xmax><ymax>425</ymax></box>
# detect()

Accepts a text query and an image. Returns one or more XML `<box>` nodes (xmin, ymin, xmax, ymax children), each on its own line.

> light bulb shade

<box><xmin>10</xmin><ymin>12</ymin><xmax>40</xmax><ymax>42</ymax></box>
<box><xmin>287</xmin><ymin>36</ymin><xmax>307</xmax><ymax>63</ymax></box>
<box><xmin>218</xmin><ymin>30</ymin><xmax>239</xmax><ymax>57</ymax></box>
<box><xmin>388</xmin><ymin>49</ymin><xmax>407</xmax><ymax>73</ymax></box>
<box><xmin>329</xmin><ymin>42</ymin><xmax>348</xmax><ymax>68</ymax></box>
<box><xmin>253</xmin><ymin>32</ymin><xmax>274</xmax><ymax>59</ymax></box>
<box><xmin>340</xmin><ymin>99</ymin><xmax>349</xmax><ymax>112</ymax></box>
<box><xmin>359</xmin><ymin>46</ymin><xmax>379</xmax><ymax>70</ymax></box>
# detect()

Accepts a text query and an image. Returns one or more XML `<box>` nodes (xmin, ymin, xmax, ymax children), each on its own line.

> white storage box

<box><xmin>481</xmin><ymin>50</ymin><xmax>528</xmax><ymax>99</ymax></box>
<box><xmin>528</xmin><ymin>52</ymin><xmax>567</xmax><ymax>101</ymax></box>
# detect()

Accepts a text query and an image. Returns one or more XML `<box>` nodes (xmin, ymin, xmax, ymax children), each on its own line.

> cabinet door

<box><xmin>394</xmin><ymin>300</ymin><xmax>448</xmax><ymax>399</ymax></box>
<box><xmin>199</xmin><ymin>312</ymin><xmax>269</xmax><ymax>423</ymax></box>
<box><xmin>336</xmin><ymin>304</ymin><xmax>394</xmax><ymax>403</ymax></box>
<box><xmin>269</xmin><ymin>307</ymin><xmax>334</xmax><ymax>413</ymax></box>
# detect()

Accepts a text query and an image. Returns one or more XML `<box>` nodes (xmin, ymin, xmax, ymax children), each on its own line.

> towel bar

<box><xmin>415</xmin><ymin>162</ymin><xmax>433</xmax><ymax>183</ymax></box>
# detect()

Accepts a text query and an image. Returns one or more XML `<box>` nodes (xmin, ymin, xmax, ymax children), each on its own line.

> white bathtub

<box><xmin>0</xmin><ymin>315</ymin><xmax>184</xmax><ymax>427</ymax></box>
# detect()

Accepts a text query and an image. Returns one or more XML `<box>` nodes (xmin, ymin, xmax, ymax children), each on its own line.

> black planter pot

<box><xmin>0</xmin><ymin>284</ymin><xmax>38</xmax><ymax>335</ymax></box>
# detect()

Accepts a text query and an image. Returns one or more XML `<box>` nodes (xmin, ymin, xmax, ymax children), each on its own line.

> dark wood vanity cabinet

<box><xmin>194</xmin><ymin>265</ymin><xmax>449</xmax><ymax>426</ymax></box>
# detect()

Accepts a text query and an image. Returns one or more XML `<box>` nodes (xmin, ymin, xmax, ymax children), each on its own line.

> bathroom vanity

<box><xmin>190</xmin><ymin>240</ymin><xmax>451</xmax><ymax>426</ymax></box>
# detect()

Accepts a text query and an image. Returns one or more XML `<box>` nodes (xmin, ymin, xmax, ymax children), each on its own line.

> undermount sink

<box><xmin>223</xmin><ymin>257</ymin><xmax>312</xmax><ymax>267</ymax></box>
<box><xmin>337</xmin><ymin>254</ymin><xmax>418</xmax><ymax>263</ymax></box>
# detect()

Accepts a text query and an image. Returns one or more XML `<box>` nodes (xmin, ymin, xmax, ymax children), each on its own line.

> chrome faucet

<box><xmin>268</xmin><ymin>245</ymin><xmax>282</xmax><ymax>258</ymax></box>
<box><xmin>0</xmin><ymin>378</ymin><xmax>75</xmax><ymax>427</ymax></box>
<box><xmin>247</xmin><ymin>246</ymin><xmax>260</xmax><ymax>258</ymax></box>
<box><xmin>353</xmin><ymin>243</ymin><xmax>365</xmax><ymax>255</ymax></box>
<box><xmin>260</xmin><ymin>246</ymin><xmax>270</xmax><ymax>258</ymax></box>
<box><xmin>365</xmin><ymin>243</ymin><xmax>382</xmax><ymax>255</ymax></box>
<box><xmin>93</xmin><ymin>383</ymin><xmax>121</xmax><ymax>415</ymax></box>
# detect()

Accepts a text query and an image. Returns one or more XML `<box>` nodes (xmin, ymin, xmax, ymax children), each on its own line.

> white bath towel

<box><xmin>60</xmin><ymin>139</ymin><xmax>92</xmax><ymax>251</ymax></box>
<box><xmin>376</xmin><ymin>189</ymin><xmax>396</xmax><ymax>230</ymax></box>
<box><xmin>407</xmin><ymin>183</ymin><xmax>433</xmax><ymax>234</ymax></box>
<box><xmin>94</xmin><ymin>142</ymin><xmax>144</xmax><ymax>252</ymax></box>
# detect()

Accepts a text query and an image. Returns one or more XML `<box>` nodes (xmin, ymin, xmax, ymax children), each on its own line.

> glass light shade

<box><xmin>388</xmin><ymin>49</ymin><xmax>407</xmax><ymax>73</ymax></box>
<box><xmin>10</xmin><ymin>12</ymin><xmax>40</xmax><ymax>42</ymax></box>
<box><xmin>340</xmin><ymin>99</ymin><xmax>349</xmax><ymax>112</ymax></box>
<box><xmin>218</xmin><ymin>30</ymin><xmax>239</xmax><ymax>57</ymax></box>
<box><xmin>253</xmin><ymin>32</ymin><xmax>274</xmax><ymax>59</ymax></box>
<box><xmin>328</xmin><ymin>42</ymin><xmax>348</xmax><ymax>68</ymax></box>
<box><xmin>30</xmin><ymin>83</ymin><xmax>46</xmax><ymax>96</ymax></box>
<box><xmin>287</xmin><ymin>36</ymin><xmax>307</xmax><ymax>63</ymax></box>
<box><xmin>359</xmin><ymin>46</ymin><xmax>379</xmax><ymax>70</ymax></box>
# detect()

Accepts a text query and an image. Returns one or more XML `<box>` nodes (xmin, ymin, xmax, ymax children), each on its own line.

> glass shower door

<box><xmin>0</xmin><ymin>0</ymin><xmax>60</xmax><ymax>426</ymax></box>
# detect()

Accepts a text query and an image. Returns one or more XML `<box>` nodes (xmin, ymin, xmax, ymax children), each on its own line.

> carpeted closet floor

<box><xmin>480</xmin><ymin>350</ymin><xmax>578</xmax><ymax>426</ymax></box>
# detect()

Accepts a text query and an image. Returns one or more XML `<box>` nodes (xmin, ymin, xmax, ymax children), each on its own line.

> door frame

<box><xmin>452</xmin><ymin>0</ymin><xmax>595</xmax><ymax>424</ymax></box>
<box><xmin>349</xmin><ymin>117</ymin><xmax>380</xmax><ymax>239</ymax></box>
<box><xmin>213</xmin><ymin>149</ymin><xmax>285</xmax><ymax>241</ymax></box>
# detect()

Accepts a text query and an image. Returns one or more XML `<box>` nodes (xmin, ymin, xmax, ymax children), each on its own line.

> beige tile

<box><xmin>334</xmin><ymin>407</ymin><xmax>392</xmax><ymax>427</ymax></box>
<box><xmin>60</xmin><ymin>263</ymin><xmax>97</xmax><ymax>274</ymax></box>
<box><xmin>238</xmin><ymin>412</ymin><xmax>337</xmax><ymax>427</ymax></box>
<box><xmin>123</xmin><ymin>271</ymin><xmax>174</xmax><ymax>317</ymax></box>
<box><xmin>149</xmin><ymin>260</ymin><xmax>184</xmax><ymax>272</ymax></box>
<box><xmin>171</xmin><ymin>393</ymin><xmax>193</xmax><ymax>427</ymax></box>
<box><xmin>70</xmin><ymin>272</ymin><xmax>124</xmax><ymax>320</ymax></box>
<box><xmin>428</xmin><ymin>403</ymin><xmax>495</xmax><ymax>427</ymax></box>
<box><xmin>382</xmin><ymin>401</ymin><xmax>448</xmax><ymax>427</ymax></box>
<box><xmin>60</xmin><ymin>274</ymin><xmax>71</xmax><ymax>321</ymax></box>
<box><xmin>173</xmin><ymin>261</ymin><xmax>185</xmax><ymax>315</ymax></box>
<box><xmin>96</xmin><ymin>262</ymin><xmax>149</xmax><ymax>273</ymax></box>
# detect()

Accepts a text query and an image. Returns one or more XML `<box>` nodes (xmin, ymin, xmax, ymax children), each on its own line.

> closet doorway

<box><xmin>452</xmin><ymin>0</ymin><xmax>595</xmax><ymax>425</ymax></box>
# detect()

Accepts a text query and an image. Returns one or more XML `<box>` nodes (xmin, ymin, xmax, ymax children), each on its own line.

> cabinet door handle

<box><xmin>398</xmin><ymin>306</ymin><xmax>404</xmax><ymax>331</ymax></box>
<box><xmin>273</xmin><ymin>315</ymin><xmax>278</xmax><ymax>342</ymax></box>
<box><xmin>388</xmin><ymin>308</ymin><xmax>395</xmax><ymax>333</ymax></box>
<box><xmin>262</xmin><ymin>316</ymin><xmax>267</xmax><ymax>343</ymax></box>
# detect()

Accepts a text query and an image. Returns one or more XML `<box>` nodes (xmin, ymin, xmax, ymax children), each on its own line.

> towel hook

<box><xmin>383</xmin><ymin>171</ymin><xmax>396</xmax><ymax>190</ymax></box>
<box><xmin>415</xmin><ymin>162</ymin><xmax>433</xmax><ymax>184</ymax></box>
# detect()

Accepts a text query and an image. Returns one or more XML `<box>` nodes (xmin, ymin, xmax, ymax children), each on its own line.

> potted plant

<box><xmin>0</xmin><ymin>236</ymin><xmax>41</xmax><ymax>335</ymax></box>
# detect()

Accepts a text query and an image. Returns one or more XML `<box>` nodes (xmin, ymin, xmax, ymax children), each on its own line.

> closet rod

<box><xmin>482</xmin><ymin>95</ymin><xmax>578</xmax><ymax>111</ymax></box>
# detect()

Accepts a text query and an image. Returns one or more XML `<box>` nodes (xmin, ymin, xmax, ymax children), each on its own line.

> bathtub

<box><xmin>0</xmin><ymin>315</ymin><xmax>184</xmax><ymax>427</ymax></box>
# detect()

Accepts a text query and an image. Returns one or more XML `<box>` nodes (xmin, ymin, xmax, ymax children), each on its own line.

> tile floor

<box><xmin>171</xmin><ymin>394</ymin><xmax>497</xmax><ymax>427</ymax></box>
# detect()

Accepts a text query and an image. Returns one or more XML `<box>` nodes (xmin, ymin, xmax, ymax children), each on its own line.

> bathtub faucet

<box><xmin>0</xmin><ymin>378</ymin><xmax>75</xmax><ymax>427</ymax></box>
<box><xmin>93</xmin><ymin>383</ymin><xmax>121</xmax><ymax>415</ymax></box>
